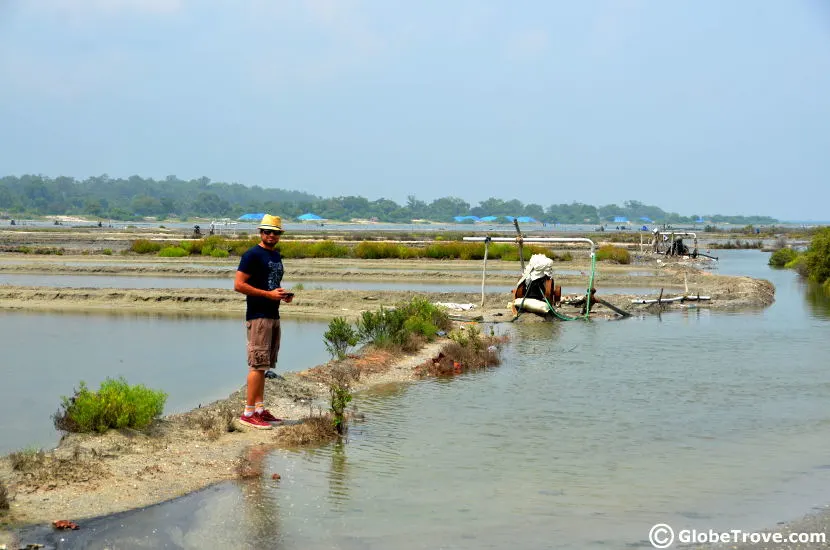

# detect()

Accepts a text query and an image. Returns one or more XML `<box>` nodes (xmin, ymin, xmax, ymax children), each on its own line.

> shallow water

<box><xmin>14</xmin><ymin>250</ymin><xmax>830</xmax><ymax>549</ymax></box>
<box><xmin>0</xmin><ymin>273</ymin><xmax>518</xmax><ymax>293</ymax></box>
<box><xmin>0</xmin><ymin>314</ymin><xmax>331</xmax><ymax>454</ymax></box>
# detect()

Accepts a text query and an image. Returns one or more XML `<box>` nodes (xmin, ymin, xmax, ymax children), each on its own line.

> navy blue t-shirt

<box><xmin>237</xmin><ymin>245</ymin><xmax>284</xmax><ymax>321</ymax></box>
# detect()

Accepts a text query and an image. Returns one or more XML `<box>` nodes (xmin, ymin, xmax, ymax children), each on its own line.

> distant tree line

<box><xmin>0</xmin><ymin>174</ymin><xmax>778</xmax><ymax>225</ymax></box>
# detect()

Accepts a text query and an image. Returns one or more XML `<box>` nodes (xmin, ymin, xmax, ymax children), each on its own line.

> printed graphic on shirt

<box><xmin>267</xmin><ymin>259</ymin><xmax>284</xmax><ymax>291</ymax></box>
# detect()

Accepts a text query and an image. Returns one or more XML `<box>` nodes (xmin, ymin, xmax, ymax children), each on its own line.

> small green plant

<box><xmin>595</xmin><ymin>245</ymin><xmax>631</xmax><ymax>264</ymax></box>
<box><xmin>768</xmin><ymin>247</ymin><xmax>798</xmax><ymax>267</ymax></box>
<box><xmin>101</xmin><ymin>248</ymin><xmax>113</xmax><ymax>255</ymax></box>
<box><xmin>130</xmin><ymin>239</ymin><xmax>163</xmax><ymax>254</ymax></box>
<box><xmin>54</xmin><ymin>377</ymin><xmax>167</xmax><ymax>434</ymax></box>
<box><xmin>158</xmin><ymin>246</ymin><xmax>188</xmax><ymax>257</ymax></box>
<box><xmin>210</xmin><ymin>248</ymin><xmax>229</xmax><ymax>258</ymax></box>
<box><xmin>292</xmin><ymin>283</ymin><xmax>305</xmax><ymax>291</ymax></box>
<box><xmin>323</xmin><ymin>317</ymin><xmax>359</xmax><ymax>360</ymax></box>
<box><xmin>327</xmin><ymin>365</ymin><xmax>356</xmax><ymax>435</ymax></box>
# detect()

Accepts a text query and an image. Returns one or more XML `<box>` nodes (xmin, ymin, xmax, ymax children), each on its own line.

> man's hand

<box><xmin>266</xmin><ymin>288</ymin><xmax>293</xmax><ymax>302</ymax></box>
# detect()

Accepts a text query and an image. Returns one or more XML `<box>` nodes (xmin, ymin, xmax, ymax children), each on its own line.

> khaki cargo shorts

<box><xmin>246</xmin><ymin>318</ymin><xmax>281</xmax><ymax>370</ymax></box>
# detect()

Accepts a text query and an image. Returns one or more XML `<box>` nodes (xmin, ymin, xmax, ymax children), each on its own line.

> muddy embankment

<box><xmin>0</xmin><ymin>254</ymin><xmax>774</xmax><ymax>320</ymax></box>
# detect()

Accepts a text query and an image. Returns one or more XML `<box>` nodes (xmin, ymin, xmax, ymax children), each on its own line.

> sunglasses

<box><xmin>260</xmin><ymin>229</ymin><xmax>282</xmax><ymax>236</ymax></box>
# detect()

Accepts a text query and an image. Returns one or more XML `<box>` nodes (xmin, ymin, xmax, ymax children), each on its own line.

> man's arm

<box><xmin>234</xmin><ymin>271</ymin><xmax>290</xmax><ymax>301</ymax></box>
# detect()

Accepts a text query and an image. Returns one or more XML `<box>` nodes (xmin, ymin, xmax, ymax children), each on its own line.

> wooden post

<box><xmin>513</xmin><ymin>219</ymin><xmax>525</xmax><ymax>273</ymax></box>
<box><xmin>480</xmin><ymin>237</ymin><xmax>490</xmax><ymax>307</ymax></box>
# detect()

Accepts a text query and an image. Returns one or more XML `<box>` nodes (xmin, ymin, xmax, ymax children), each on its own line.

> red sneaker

<box><xmin>239</xmin><ymin>413</ymin><xmax>273</xmax><ymax>430</ymax></box>
<box><xmin>258</xmin><ymin>409</ymin><xmax>283</xmax><ymax>424</ymax></box>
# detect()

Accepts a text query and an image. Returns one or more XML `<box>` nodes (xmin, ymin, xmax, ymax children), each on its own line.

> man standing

<box><xmin>234</xmin><ymin>214</ymin><xmax>293</xmax><ymax>429</ymax></box>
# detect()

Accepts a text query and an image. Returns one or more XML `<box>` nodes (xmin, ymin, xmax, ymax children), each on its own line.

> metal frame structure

<box><xmin>462</xmin><ymin>236</ymin><xmax>597</xmax><ymax>306</ymax></box>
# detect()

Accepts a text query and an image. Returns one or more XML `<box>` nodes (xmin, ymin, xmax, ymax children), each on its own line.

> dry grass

<box><xmin>275</xmin><ymin>415</ymin><xmax>339</xmax><ymax>447</ymax></box>
<box><xmin>8</xmin><ymin>447</ymin><xmax>109</xmax><ymax>488</ymax></box>
<box><xmin>192</xmin><ymin>403</ymin><xmax>237</xmax><ymax>441</ymax></box>
<box><xmin>9</xmin><ymin>448</ymin><xmax>46</xmax><ymax>472</ymax></box>
<box><xmin>415</xmin><ymin>335</ymin><xmax>506</xmax><ymax>377</ymax></box>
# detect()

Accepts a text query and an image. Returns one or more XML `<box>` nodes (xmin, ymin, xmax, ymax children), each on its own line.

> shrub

<box><xmin>354</xmin><ymin>241</ymin><xmax>416</xmax><ymax>259</ymax></box>
<box><xmin>159</xmin><ymin>246</ymin><xmax>188</xmax><ymax>257</ymax></box>
<box><xmin>397</xmin><ymin>296</ymin><xmax>451</xmax><ymax>335</ymax></box>
<box><xmin>769</xmin><ymin>248</ymin><xmax>798</xmax><ymax>268</ymax></box>
<box><xmin>54</xmin><ymin>378</ymin><xmax>167</xmax><ymax>434</ymax></box>
<box><xmin>785</xmin><ymin>255</ymin><xmax>808</xmax><ymax>277</ymax></box>
<box><xmin>101</xmin><ymin>248</ymin><xmax>113</xmax><ymax>255</ymax></box>
<box><xmin>356</xmin><ymin>307</ymin><xmax>407</xmax><ymax>347</ymax></box>
<box><xmin>323</xmin><ymin>317</ymin><xmax>359</xmax><ymax>360</ymax></box>
<box><xmin>210</xmin><ymin>248</ymin><xmax>230</xmax><ymax>258</ymax></box>
<box><xmin>308</xmin><ymin>240</ymin><xmax>350</xmax><ymax>258</ymax></box>
<box><xmin>130</xmin><ymin>239</ymin><xmax>163</xmax><ymax>254</ymax></box>
<box><xmin>804</xmin><ymin>227</ymin><xmax>830</xmax><ymax>285</ymax></box>
<box><xmin>595</xmin><ymin>245</ymin><xmax>631</xmax><ymax>264</ymax></box>
<box><xmin>356</xmin><ymin>297</ymin><xmax>450</xmax><ymax>351</ymax></box>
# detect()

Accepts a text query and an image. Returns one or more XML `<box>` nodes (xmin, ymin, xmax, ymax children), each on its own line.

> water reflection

<box><xmin>327</xmin><ymin>441</ymin><xmax>350</xmax><ymax>507</ymax></box>
<box><xmin>803</xmin><ymin>281</ymin><xmax>830</xmax><ymax>319</ymax></box>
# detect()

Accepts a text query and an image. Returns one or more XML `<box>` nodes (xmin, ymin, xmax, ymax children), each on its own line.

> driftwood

<box><xmin>631</xmin><ymin>295</ymin><xmax>711</xmax><ymax>304</ymax></box>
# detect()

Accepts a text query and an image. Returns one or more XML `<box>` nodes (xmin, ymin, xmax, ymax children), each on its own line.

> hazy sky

<box><xmin>1</xmin><ymin>1</ymin><xmax>829</xmax><ymax>220</ymax></box>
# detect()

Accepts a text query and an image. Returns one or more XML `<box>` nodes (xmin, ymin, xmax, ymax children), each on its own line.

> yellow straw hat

<box><xmin>257</xmin><ymin>214</ymin><xmax>283</xmax><ymax>232</ymax></box>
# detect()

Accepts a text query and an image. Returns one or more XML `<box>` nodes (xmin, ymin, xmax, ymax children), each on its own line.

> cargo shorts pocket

<box><xmin>248</xmin><ymin>345</ymin><xmax>271</xmax><ymax>368</ymax></box>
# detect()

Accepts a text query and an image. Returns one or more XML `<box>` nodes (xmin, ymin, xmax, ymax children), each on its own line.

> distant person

<box><xmin>233</xmin><ymin>214</ymin><xmax>293</xmax><ymax>430</ymax></box>
<box><xmin>9</xmin><ymin>219</ymin><xmax>15</xmax><ymax>226</ymax></box>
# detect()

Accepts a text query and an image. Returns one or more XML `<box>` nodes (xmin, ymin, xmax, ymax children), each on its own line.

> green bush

<box><xmin>804</xmin><ymin>227</ymin><xmax>830</xmax><ymax>284</ymax></box>
<box><xmin>101</xmin><ymin>248</ymin><xmax>113</xmax><ymax>255</ymax></box>
<box><xmin>354</xmin><ymin>241</ymin><xmax>417</xmax><ymax>259</ymax></box>
<box><xmin>308</xmin><ymin>240</ymin><xmax>350</xmax><ymax>258</ymax></box>
<box><xmin>356</xmin><ymin>297</ymin><xmax>450</xmax><ymax>349</ymax></box>
<box><xmin>54</xmin><ymin>377</ymin><xmax>167</xmax><ymax>434</ymax></box>
<box><xmin>130</xmin><ymin>239</ymin><xmax>163</xmax><ymax>254</ymax></box>
<box><xmin>357</xmin><ymin>307</ymin><xmax>407</xmax><ymax>347</ymax></box>
<box><xmin>33</xmin><ymin>247</ymin><xmax>64</xmax><ymax>255</ymax></box>
<box><xmin>595</xmin><ymin>245</ymin><xmax>631</xmax><ymax>264</ymax></box>
<box><xmin>159</xmin><ymin>246</ymin><xmax>189</xmax><ymax>257</ymax></box>
<box><xmin>210</xmin><ymin>248</ymin><xmax>230</xmax><ymax>258</ymax></box>
<box><xmin>769</xmin><ymin>248</ymin><xmax>798</xmax><ymax>267</ymax></box>
<box><xmin>323</xmin><ymin>317</ymin><xmax>359</xmax><ymax>360</ymax></box>
<box><xmin>785</xmin><ymin>255</ymin><xmax>808</xmax><ymax>276</ymax></box>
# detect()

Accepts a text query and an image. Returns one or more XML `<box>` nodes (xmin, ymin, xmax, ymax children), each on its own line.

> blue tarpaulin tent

<box><xmin>238</xmin><ymin>213</ymin><xmax>265</xmax><ymax>221</ymax></box>
<box><xmin>504</xmin><ymin>216</ymin><xmax>537</xmax><ymax>223</ymax></box>
<box><xmin>453</xmin><ymin>215</ymin><xmax>480</xmax><ymax>222</ymax></box>
<box><xmin>297</xmin><ymin>213</ymin><xmax>323</xmax><ymax>221</ymax></box>
<box><xmin>695</xmin><ymin>217</ymin><xmax>705</xmax><ymax>223</ymax></box>
<box><xmin>613</xmin><ymin>216</ymin><xmax>629</xmax><ymax>223</ymax></box>
<box><xmin>478</xmin><ymin>216</ymin><xmax>499</xmax><ymax>222</ymax></box>
<box><xmin>639</xmin><ymin>216</ymin><xmax>653</xmax><ymax>223</ymax></box>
